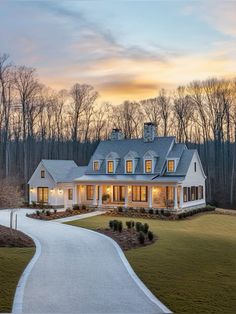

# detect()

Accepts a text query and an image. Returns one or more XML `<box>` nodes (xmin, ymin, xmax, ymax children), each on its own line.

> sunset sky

<box><xmin>1</xmin><ymin>0</ymin><xmax>236</xmax><ymax>104</ymax></box>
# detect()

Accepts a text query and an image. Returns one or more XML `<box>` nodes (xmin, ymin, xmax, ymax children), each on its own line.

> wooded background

<box><xmin>0</xmin><ymin>54</ymin><xmax>236</xmax><ymax>208</ymax></box>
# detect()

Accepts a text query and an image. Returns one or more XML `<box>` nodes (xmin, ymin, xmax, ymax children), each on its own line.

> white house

<box><xmin>28</xmin><ymin>123</ymin><xmax>206</xmax><ymax>211</ymax></box>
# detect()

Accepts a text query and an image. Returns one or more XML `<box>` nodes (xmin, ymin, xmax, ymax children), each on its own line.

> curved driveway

<box><xmin>0</xmin><ymin>209</ymin><xmax>170</xmax><ymax>314</ymax></box>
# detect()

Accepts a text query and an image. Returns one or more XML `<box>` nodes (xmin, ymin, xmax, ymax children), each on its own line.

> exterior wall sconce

<box><xmin>58</xmin><ymin>189</ymin><xmax>63</xmax><ymax>194</ymax></box>
<box><xmin>50</xmin><ymin>188</ymin><xmax>54</xmax><ymax>192</ymax></box>
<box><xmin>128</xmin><ymin>186</ymin><xmax>131</xmax><ymax>192</ymax></box>
<box><xmin>107</xmin><ymin>186</ymin><xmax>110</xmax><ymax>192</ymax></box>
<box><xmin>30</xmin><ymin>187</ymin><xmax>34</xmax><ymax>192</ymax></box>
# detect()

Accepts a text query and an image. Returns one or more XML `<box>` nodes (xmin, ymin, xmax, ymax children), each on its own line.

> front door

<box><xmin>37</xmin><ymin>187</ymin><xmax>49</xmax><ymax>203</ymax></box>
<box><xmin>113</xmin><ymin>186</ymin><xmax>125</xmax><ymax>203</ymax></box>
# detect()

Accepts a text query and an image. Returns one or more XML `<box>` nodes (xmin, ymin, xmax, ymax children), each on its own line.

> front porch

<box><xmin>71</xmin><ymin>184</ymin><xmax>183</xmax><ymax>211</ymax></box>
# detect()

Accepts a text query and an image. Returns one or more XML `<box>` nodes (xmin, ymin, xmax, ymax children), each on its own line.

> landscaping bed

<box><xmin>96</xmin><ymin>220</ymin><xmax>156</xmax><ymax>250</ymax></box>
<box><xmin>0</xmin><ymin>225</ymin><xmax>35</xmax><ymax>247</ymax></box>
<box><xmin>105</xmin><ymin>205</ymin><xmax>215</xmax><ymax>220</ymax></box>
<box><xmin>26</xmin><ymin>206</ymin><xmax>94</xmax><ymax>220</ymax></box>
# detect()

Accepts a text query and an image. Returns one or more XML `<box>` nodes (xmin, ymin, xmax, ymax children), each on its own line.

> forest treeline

<box><xmin>0</xmin><ymin>53</ymin><xmax>236</xmax><ymax>208</ymax></box>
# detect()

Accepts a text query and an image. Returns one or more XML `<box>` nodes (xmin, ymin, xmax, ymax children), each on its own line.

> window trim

<box><xmin>126</xmin><ymin>160</ymin><xmax>133</xmax><ymax>174</ymax></box>
<box><xmin>132</xmin><ymin>186</ymin><xmax>148</xmax><ymax>202</ymax></box>
<box><xmin>86</xmin><ymin>185</ymin><xmax>94</xmax><ymax>200</ymax></box>
<box><xmin>37</xmin><ymin>187</ymin><xmax>48</xmax><ymax>203</ymax></box>
<box><xmin>167</xmin><ymin>160</ymin><xmax>175</xmax><ymax>172</ymax></box>
<box><xmin>41</xmin><ymin>170</ymin><xmax>45</xmax><ymax>178</ymax></box>
<box><xmin>68</xmin><ymin>188</ymin><xmax>73</xmax><ymax>201</ymax></box>
<box><xmin>107</xmin><ymin>160</ymin><xmax>114</xmax><ymax>174</ymax></box>
<box><xmin>93</xmin><ymin>161</ymin><xmax>99</xmax><ymax>171</ymax></box>
<box><xmin>144</xmin><ymin>159</ymin><xmax>152</xmax><ymax>173</ymax></box>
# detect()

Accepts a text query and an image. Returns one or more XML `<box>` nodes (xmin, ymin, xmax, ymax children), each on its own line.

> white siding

<box><xmin>28</xmin><ymin>162</ymin><xmax>64</xmax><ymax>207</ymax></box>
<box><xmin>182</xmin><ymin>152</ymin><xmax>206</xmax><ymax>208</ymax></box>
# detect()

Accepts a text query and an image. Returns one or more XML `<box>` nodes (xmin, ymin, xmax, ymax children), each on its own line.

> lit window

<box><xmin>41</xmin><ymin>170</ymin><xmax>45</xmax><ymax>178</ymax></box>
<box><xmin>167</xmin><ymin>160</ymin><xmax>175</xmax><ymax>172</ymax></box>
<box><xmin>126</xmin><ymin>160</ymin><xmax>133</xmax><ymax>173</ymax></box>
<box><xmin>93</xmin><ymin>161</ymin><xmax>99</xmax><ymax>171</ymax></box>
<box><xmin>132</xmin><ymin>186</ymin><xmax>147</xmax><ymax>202</ymax></box>
<box><xmin>183</xmin><ymin>187</ymin><xmax>188</xmax><ymax>202</ymax></box>
<box><xmin>86</xmin><ymin>185</ymin><xmax>94</xmax><ymax>200</ymax></box>
<box><xmin>68</xmin><ymin>189</ymin><xmax>73</xmax><ymax>200</ymax></box>
<box><xmin>107</xmin><ymin>161</ymin><xmax>114</xmax><ymax>173</ymax></box>
<box><xmin>145</xmin><ymin>160</ymin><xmax>152</xmax><ymax>173</ymax></box>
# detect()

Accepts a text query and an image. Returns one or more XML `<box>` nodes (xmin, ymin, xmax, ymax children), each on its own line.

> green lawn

<box><xmin>66</xmin><ymin>214</ymin><xmax>236</xmax><ymax>314</ymax></box>
<box><xmin>0</xmin><ymin>248</ymin><xmax>35</xmax><ymax>313</ymax></box>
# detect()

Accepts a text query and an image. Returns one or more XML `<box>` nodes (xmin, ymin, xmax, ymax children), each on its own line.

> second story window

<box><xmin>167</xmin><ymin>160</ymin><xmax>175</xmax><ymax>172</ymax></box>
<box><xmin>41</xmin><ymin>170</ymin><xmax>45</xmax><ymax>178</ymax></box>
<box><xmin>107</xmin><ymin>160</ymin><xmax>114</xmax><ymax>173</ymax></box>
<box><xmin>93</xmin><ymin>161</ymin><xmax>99</xmax><ymax>171</ymax></box>
<box><xmin>145</xmin><ymin>160</ymin><xmax>152</xmax><ymax>173</ymax></box>
<box><xmin>126</xmin><ymin>160</ymin><xmax>133</xmax><ymax>173</ymax></box>
<box><xmin>194</xmin><ymin>162</ymin><xmax>197</xmax><ymax>172</ymax></box>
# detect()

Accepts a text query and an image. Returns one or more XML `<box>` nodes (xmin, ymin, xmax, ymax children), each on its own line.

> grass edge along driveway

<box><xmin>66</xmin><ymin>214</ymin><xmax>236</xmax><ymax>314</ymax></box>
<box><xmin>0</xmin><ymin>247</ymin><xmax>35</xmax><ymax>313</ymax></box>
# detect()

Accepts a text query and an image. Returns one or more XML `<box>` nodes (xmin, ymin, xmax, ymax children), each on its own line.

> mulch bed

<box><xmin>0</xmin><ymin>225</ymin><xmax>35</xmax><ymax>247</ymax></box>
<box><xmin>27</xmin><ymin>208</ymin><xmax>94</xmax><ymax>220</ymax></box>
<box><xmin>96</xmin><ymin>228</ymin><xmax>156</xmax><ymax>251</ymax></box>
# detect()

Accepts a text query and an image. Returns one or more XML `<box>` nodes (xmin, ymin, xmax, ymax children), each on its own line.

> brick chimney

<box><xmin>143</xmin><ymin>122</ymin><xmax>157</xmax><ymax>142</ymax></box>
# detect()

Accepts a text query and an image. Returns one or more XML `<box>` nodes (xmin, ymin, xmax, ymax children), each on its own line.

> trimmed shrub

<box><xmin>81</xmin><ymin>204</ymin><xmax>86</xmax><ymax>210</ymax></box>
<box><xmin>109</xmin><ymin>220</ymin><xmax>114</xmax><ymax>229</ymax></box>
<box><xmin>128</xmin><ymin>207</ymin><xmax>134</xmax><ymax>211</ymax></box>
<box><xmin>73</xmin><ymin>204</ymin><xmax>80</xmax><ymax>210</ymax></box>
<box><xmin>148</xmin><ymin>209</ymin><xmax>154</xmax><ymax>215</ymax></box>
<box><xmin>131</xmin><ymin>221</ymin><xmax>135</xmax><ymax>228</ymax></box>
<box><xmin>113</xmin><ymin>220</ymin><xmax>119</xmax><ymax>231</ymax></box>
<box><xmin>126</xmin><ymin>221</ymin><xmax>132</xmax><ymax>229</ymax></box>
<box><xmin>42</xmin><ymin>209</ymin><xmax>45</xmax><ymax>214</ymax></box>
<box><xmin>138</xmin><ymin>231</ymin><xmax>145</xmax><ymax>244</ymax></box>
<box><xmin>139</xmin><ymin>208</ymin><xmax>146</xmax><ymax>214</ymax></box>
<box><xmin>148</xmin><ymin>231</ymin><xmax>154</xmax><ymax>241</ymax></box>
<box><xmin>118</xmin><ymin>206</ymin><xmax>123</xmax><ymax>212</ymax></box>
<box><xmin>118</xmin><ymin>221</ymin><xmax>123</xmax><ymax>233</ymax></box>
<box><xmin>155</xmin><ymin>209</ymin><xmax>159</xmax><ymax>215</ymax></box>
<box><xmin>46</xmin><ymin>210</ymin><xmax>51</xmax><ymax>216</ymax></box>
<box><xmin>143</xmin><ymin>223</ymin><xmax>149</xmax><ymax>234</ymax></box>
<box><xmin>54</xmin><ymin>209</ymin><xmax>57</xmax><ymax>214</ymax></box>
<box><xmin>135</xmin><ymin>222</ymin><xmax>142</xmax><ymax>232</ymax></box>
<box><xmin>36</xmin><ymin>210</ymin><xmax>40</xmax><ymax>216</ymax></box>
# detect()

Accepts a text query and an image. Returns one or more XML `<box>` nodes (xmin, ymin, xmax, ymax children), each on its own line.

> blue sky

<box><xmin>0</xmin><ymin>0</ymin><xmax>236</xmax><ymax>103</ymax></box>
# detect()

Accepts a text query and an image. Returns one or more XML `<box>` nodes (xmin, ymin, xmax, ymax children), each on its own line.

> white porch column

<box><xmin>174</xmin><ymin>185</ymin><xmax>178</xmax><ymax>210</ymax></box>
<box><xmin>98</xmin><ymin>185</ymin><xmax>102</xmax><ymax>207</ymax></box>
<box><xmin>77</xmin><ymin>185</ymin><xmax>81</xmax><ymax>204</ymax></box>
<box><xmin>179</xmin><ymin>185</ymin><xmax>183</xmax><ymax>210</ymax></box>
<box><xmin>124</xmin><ymin>186</ymin><xmax>128</xmax><ymax>208</ymax></box>
<box><xmin>93</xmin><ymin>185</ymin><xmax>98</xmax><ymax>206</ymax></box>
<box><xmin>148</xmin><ymin>186</ymin><xmax>153</xmax><ymax>208</ymax></box>
<box><xmin>73</xmin><ymin>185</ymin><xmax>77</xmax><ymax>205</ymax></box>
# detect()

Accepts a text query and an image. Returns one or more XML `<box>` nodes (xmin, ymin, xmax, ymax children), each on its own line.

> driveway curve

<box><xmin>0</xmin><ymin>209</ymin><xmax>170</xmax><ymax>314</ymax></box>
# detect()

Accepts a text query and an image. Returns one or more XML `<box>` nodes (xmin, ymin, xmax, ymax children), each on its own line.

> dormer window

<box><xmin>167</xmin><ymin>160</ymin><xmax>175</xmax><ymax>172</ymax></box>
<box><xmin>41</xmin><ymin>170</ymin><xmax>45</xmax><ymax>178</ymax></box>
<box><xmin>145</xmin><ymin>160</ymin><xmax>152</xmax><ymax>173</ymax></box>
<box><xmin>126</xmin><ymin>160</ymin><xmax>133</xmax><ymax>173</ymax></box>
<box><xmin>107</xmin><ymin>160</ymin><xmax>114</xmax><ymax>173</ymax></box>
<box><xmin>93</xmin><ymin>161</ymin><xmax>99</xmax><ymax>171</ymax></box>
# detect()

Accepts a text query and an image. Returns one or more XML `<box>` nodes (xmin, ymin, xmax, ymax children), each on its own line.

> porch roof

<box><xmin>74</xmin><ymin>174</ymin><xmax>184</xmax><ymax>184</ymax></box>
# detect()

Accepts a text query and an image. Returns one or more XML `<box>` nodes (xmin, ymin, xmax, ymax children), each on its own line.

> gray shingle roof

<box><xmin>41</xmin><ymin>160</ymin><xmax>86</xmax><ymax>183</ymax></box>
<box><xmin>165</xmin><ymin>149</ymin><xmax>196</xmax><ymax>176</ymax></box>
<box><xmin>85</xmin><ymin>137</ymin><xmax>176</xmax><ymax>175</ymax></box>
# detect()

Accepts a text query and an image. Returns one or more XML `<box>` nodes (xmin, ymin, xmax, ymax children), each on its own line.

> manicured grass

<box><xmin>0</xmin><ymin>248</ymin><xmax>35</xmax><ymax>313</ymax></box>
<box><xmin>66</xmin><ymin>214</ymin><xmax>236</xmax><ymax>314</ymax></box>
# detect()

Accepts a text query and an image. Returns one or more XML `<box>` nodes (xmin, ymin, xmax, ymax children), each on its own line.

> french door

<box><xmin>113</xmin><ymin>186</ymin><xmax>125</xmax><ymax>202</ymax></box>
<box><xmin>37</xmin><ymin>187</ymin><xmax>49</xmax><ymax>203</ymax></box>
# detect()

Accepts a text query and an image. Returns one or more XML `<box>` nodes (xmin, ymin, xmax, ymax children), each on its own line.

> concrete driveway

<box><xmin>0</xmin><ymin>209</ymin><xmax>171</xmax><ymax>314</ymax></box>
